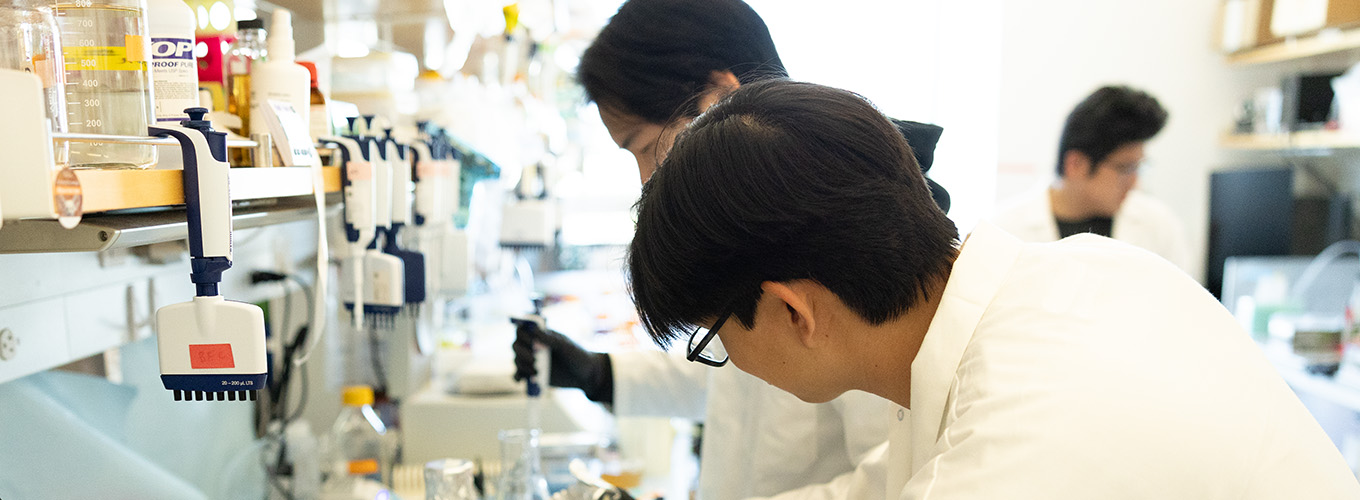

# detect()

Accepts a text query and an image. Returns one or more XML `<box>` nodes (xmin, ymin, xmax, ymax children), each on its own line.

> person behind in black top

<box><xmin>1049</xmin><ymin>85</ymin><xmax>1167</xmax><ymax>237</ymax></box>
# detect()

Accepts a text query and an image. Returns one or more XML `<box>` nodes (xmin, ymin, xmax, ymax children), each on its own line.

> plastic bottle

<box><xmin>53</xmin><ymin>0</ymin><xmax>157</xmax><ymax>169</ymax></box>
<box><xmin>145</xmin><ymin>0</ymin><xmax>195</xmax><ymax>170</ymax></box>
<box><xmin>225</xmin><ymin>18</ymin><xmax>265</xmax><ymax>138</ymax></box>
<box><xmin>145</xmin><ymin>0</ymin><xmax>195</xmax><ymax>124</ymax></box>
<box><xmin>325</xmin><ymin>385</ymin><xmax>387</xmax><ymax>495</ymax></box>
<box><xmin>249</xmin><ymin>9</ymin><xmax>310</xmax><ymax>139</ymax></box>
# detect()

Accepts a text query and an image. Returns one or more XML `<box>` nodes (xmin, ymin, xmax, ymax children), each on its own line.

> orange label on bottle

<box><xmin>347</xmin><ymin>459</ymin><xmax>379</xmax><ymax>475</ymax></box>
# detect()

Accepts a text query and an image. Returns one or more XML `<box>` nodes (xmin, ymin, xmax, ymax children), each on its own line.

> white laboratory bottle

<box><xmin>249</xmin><ymin>8</ymin><xmax>310</xmax><ymax>137</ymax></box>
<box><xmin>324</xmin><ymin>385</ymin><xmax>387</xmax><ymax>497</ymax></box>
<box><xmin>145</xmin><ymin>0</ymin><xmax>195</xmax><ymax>170</ymax></box>
<box><xmin>145</xmin><ymin>0</ymin><xmax>195</xmax><ymax>124</ymax></box>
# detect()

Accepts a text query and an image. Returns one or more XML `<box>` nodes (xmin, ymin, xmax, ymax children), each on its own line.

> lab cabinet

<box><xmin>0</xmin><ymin>298</ymin><xmax>71</xmax><ymax>384</ymax></box>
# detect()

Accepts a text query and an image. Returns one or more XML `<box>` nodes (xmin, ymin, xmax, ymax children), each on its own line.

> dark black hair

<box><xmin>628</xmin><ymin>79</ymin><xmax>959</xmax><ymax>347</ymax></box>
<box><xmin>577</xmin><ymin>0</ymin><xmax>787</xmax><ymax>124</ymax></box>
<box><xmin>1056</xmin><ymin>85</ymin><xmax>1168</xmax><ymax>176</ymax></box>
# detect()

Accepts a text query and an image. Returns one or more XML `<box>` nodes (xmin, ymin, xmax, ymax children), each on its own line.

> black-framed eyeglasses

<box><xmin>686</xmin><ymin>307</ymin><xmax>733</xmax><ymax>367</ymax></box>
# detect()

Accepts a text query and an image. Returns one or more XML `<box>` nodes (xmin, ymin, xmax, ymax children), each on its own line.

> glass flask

<box><xmin>496</xmin><ymin>429</ymin><xmax>550</xmax><ymax>500</ymax></box>
<box><xmin>0</xmin><ymin>0</ymin><xmax>68</xmax><ymax>166</ymax></box>
<box><xmin>53</xmin><ymin>0</ymin><xmax>156</xmax><ymax>169</ymax></box>
<box><xmin>424</xmin><ymin>458</ymin><xmax>478</xmax><ymax>500</ymax></box>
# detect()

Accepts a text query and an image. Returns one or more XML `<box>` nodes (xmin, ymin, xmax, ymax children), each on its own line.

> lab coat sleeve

<box><xmin>610</xmin><ymin>350</ymin><xmax>708</xmax><ymax>420</ymax></box>
<box><xmin>750</xmin><ymin>442</ymin><xmax>890</xmax><ymax>500</ymax></box>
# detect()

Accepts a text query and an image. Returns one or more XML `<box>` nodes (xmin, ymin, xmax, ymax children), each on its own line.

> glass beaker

<box><xmin>0</xmin><ymin>0</ymin><xmax>68</xmax><ymax>167</ymax></box>
<box><xmin>53</xmin><ymin>0</ymin><xmax>156</xmax><ymax>169</ymax></box>
<box><xmin>424</xmin><ymin>458</ymin><xmax>478</xmax><ymax>500</ymax></box>
<box><xmin>496</xmin><ymin>429</ymin><xmax>550</xmax><ymax>500</ymax></box>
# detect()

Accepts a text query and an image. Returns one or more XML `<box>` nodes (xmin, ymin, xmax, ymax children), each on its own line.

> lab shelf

<box><xmin>0</xmin><ymin>195</ymin><xmax>341</xmax><ymax>253</ymax></box>
<box><xmin>1219</xmin><ymin>130</ymin><xmax>1360</xmax><ymax>151</ymax></box>
<box><xmin>1227</xmin><ymin>27</ymin><xmax>1360</xmax><ymax>65</ymax></box>
<box><xmin>73</xmin><ymin>165</ymin><xmax>341</xmax><ymax>213</ymax></box>
<box><xmin>0</xmin><ymin>166</ymin><xmax>342</xmax><ymax>253</ymax></box>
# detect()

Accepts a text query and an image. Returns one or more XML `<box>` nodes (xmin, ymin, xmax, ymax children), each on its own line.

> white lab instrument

<box><xmin>152</xmin><ymin>107</ymin><xmax>267</xmax><ymax>401</ymax></box>
<box><xmin>318</xmin><ymin>132</ymin><xmax>374</xmax><ymax>329</ymax></box>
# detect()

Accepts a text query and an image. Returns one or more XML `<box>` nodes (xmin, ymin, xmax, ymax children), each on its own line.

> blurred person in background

<box><xmin>992</xmin><ymin>85</ymin><xmax>1190</xmax><ymax>271</ymax></box>
<box><xmin>511</xmin><ymin>0</ymin><xmax>950</xmax><ymax>498</ymax></box>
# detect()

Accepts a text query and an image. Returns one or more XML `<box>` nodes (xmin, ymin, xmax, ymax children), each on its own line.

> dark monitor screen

<box><xmin>1208</xmin><ymin>168</ymin><xmax>1293</xmax><ymax>297</ymax></box>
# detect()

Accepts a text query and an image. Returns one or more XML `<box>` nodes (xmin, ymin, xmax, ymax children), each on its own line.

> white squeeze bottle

<box><xmin>146</xmin><ymin>0</ymin><xmax>196</xmax><ymax>169</ymax></box>
<box><xmin>249</xmin><ymin>8</ymin><xmax>311</xmax><ymax>137</ymax></box>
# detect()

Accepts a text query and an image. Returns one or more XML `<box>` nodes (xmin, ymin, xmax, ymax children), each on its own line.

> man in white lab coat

<box><xmin>628</xmin><ymin>79</ymin><xmax>1360</xmax><ymax>499</ymax></box>
<box><xmin>512</xmin><ymin>1</ymin><xmax>914</xmax><ymax>498</ymax></box>
<box><xmin>993</xmin><ymin>85</ymin><xmax>1191</xmax><ymax>271</ymax></box>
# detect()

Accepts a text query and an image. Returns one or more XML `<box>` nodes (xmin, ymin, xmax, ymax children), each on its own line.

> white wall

<box><xmin>749</xmin><ymin>0</ymin><xmax>1004</xmax><ymax>232</ymax></box>
<box><xmin>997</xmin><ymin>0</ymin><xmax>1238</xmax><ymax>282</ymax></box>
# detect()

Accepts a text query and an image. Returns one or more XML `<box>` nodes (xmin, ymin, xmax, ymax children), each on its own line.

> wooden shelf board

<box><xmin>1228</xmin><ymin>27</ymin><xmax>1360</xmax><ymax>65</ymax></box>
<box><xmin>1219</xmin><ymin>131</ymin><xmax>1360</xmax><ymax>150</ymax></box>
<box><xmin>74</xmin><ymin>166</ymin><xmax>341</xmax><ymax>213</ymax></box>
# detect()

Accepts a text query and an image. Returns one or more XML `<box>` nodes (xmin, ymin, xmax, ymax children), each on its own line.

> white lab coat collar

<box><xmin>885</xmin><ymin>222</ymin><xmax>1025</xmax><ymax>492</ymax></box>
<box><xmin>1001</xmin><ymin>186</ymin><xmax>1156</xmax><ymax>243</ymax></box>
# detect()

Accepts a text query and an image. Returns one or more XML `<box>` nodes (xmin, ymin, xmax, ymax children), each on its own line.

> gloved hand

<box><xmin>512</xmin><ymin>320</ymin><xmax>615</xmax><ymax>405</ymax></box>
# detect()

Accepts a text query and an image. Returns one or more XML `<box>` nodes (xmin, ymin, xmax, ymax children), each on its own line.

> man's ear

<box><xmin>698</xmin><ymin>70</ymin><xmax>742</xmax><ymax>112</ymax></box>
<box><xmin>1063</xmin><ymin>150</ymin><xmax>1091</xmax><ymax>179</ymax></box>
<box><xmin>760</xmin><ymin>281</ymin><xmax>818</xmax><ymax>347</ymax></box>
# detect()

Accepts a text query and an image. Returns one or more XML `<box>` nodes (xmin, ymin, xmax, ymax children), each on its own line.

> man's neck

<box><xmin>1048</xmin><ymin>182</ymin><xmax>1099</xmax><ymax>221</ymax></box>
<box><xmin>852</xmin><ymin>267</ymin><xmax>952</xmax><ymax>409</ymax></box>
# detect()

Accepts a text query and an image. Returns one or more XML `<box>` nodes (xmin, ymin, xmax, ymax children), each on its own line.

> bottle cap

<box><xmin>237</xmin><ymin>18</ymin><xmax>265</xmax><ymax>31</ymax></box>
<box><xmin>298</xmin><ymin>61</ymin><xmax>319</xmax><ymax>88</ymax></box>
<box><xmin>342</xmin><ymin>385</ymin><xmax>374</xmax><ymax>406</ymax></box>
<box><xmin>267</xmin><ymin>9</ymin><xmax>295</xmax><ymax>61</ymax></box>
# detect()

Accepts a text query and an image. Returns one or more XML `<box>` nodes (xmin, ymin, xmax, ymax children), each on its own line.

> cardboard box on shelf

<box><xmin>1272</xmin><ymin>0</ymin><xmax>1360</xmax><ymax>38</ymax></box>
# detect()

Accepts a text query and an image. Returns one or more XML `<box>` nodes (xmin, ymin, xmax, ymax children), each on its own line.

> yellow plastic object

<box><xmin>503</xmin><ymin>3</ymin><xmax>519</xmax><ymax>34</ymax></box>
<box><xmin>342</xmin><ymin>385</ymin><xmax>375</xmax><ymax>406</ymax></box>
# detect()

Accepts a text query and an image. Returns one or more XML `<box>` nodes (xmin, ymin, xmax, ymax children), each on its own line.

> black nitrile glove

<box><xmin>512</xmin><ymin>320</ymin><xmax>614</xmax><ymax>405</ymax></box>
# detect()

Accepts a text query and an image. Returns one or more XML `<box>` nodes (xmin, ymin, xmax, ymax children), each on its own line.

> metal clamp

<box><xmin>52</xmin><ymin>132</ymin><xmax>261</xmax><ymax>150</ymax></box>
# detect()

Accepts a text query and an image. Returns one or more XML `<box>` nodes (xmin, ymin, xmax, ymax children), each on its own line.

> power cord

<box><xmin>250</xmin><ymin>270</ymin><xmax>316</xmax><ymax>500</ymax></box>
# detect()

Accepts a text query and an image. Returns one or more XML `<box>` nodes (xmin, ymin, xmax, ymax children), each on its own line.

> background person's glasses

<box><xmin>686</xmin><ymin>310</ymin><xmax>732</xmax><ymax>367</ymax></box>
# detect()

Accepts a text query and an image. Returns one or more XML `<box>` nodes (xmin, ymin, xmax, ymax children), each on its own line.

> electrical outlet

<box><xmin>0</xmin><ymin>328</ymin><xmax>18</xmax><ymax>361</ymax></box>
